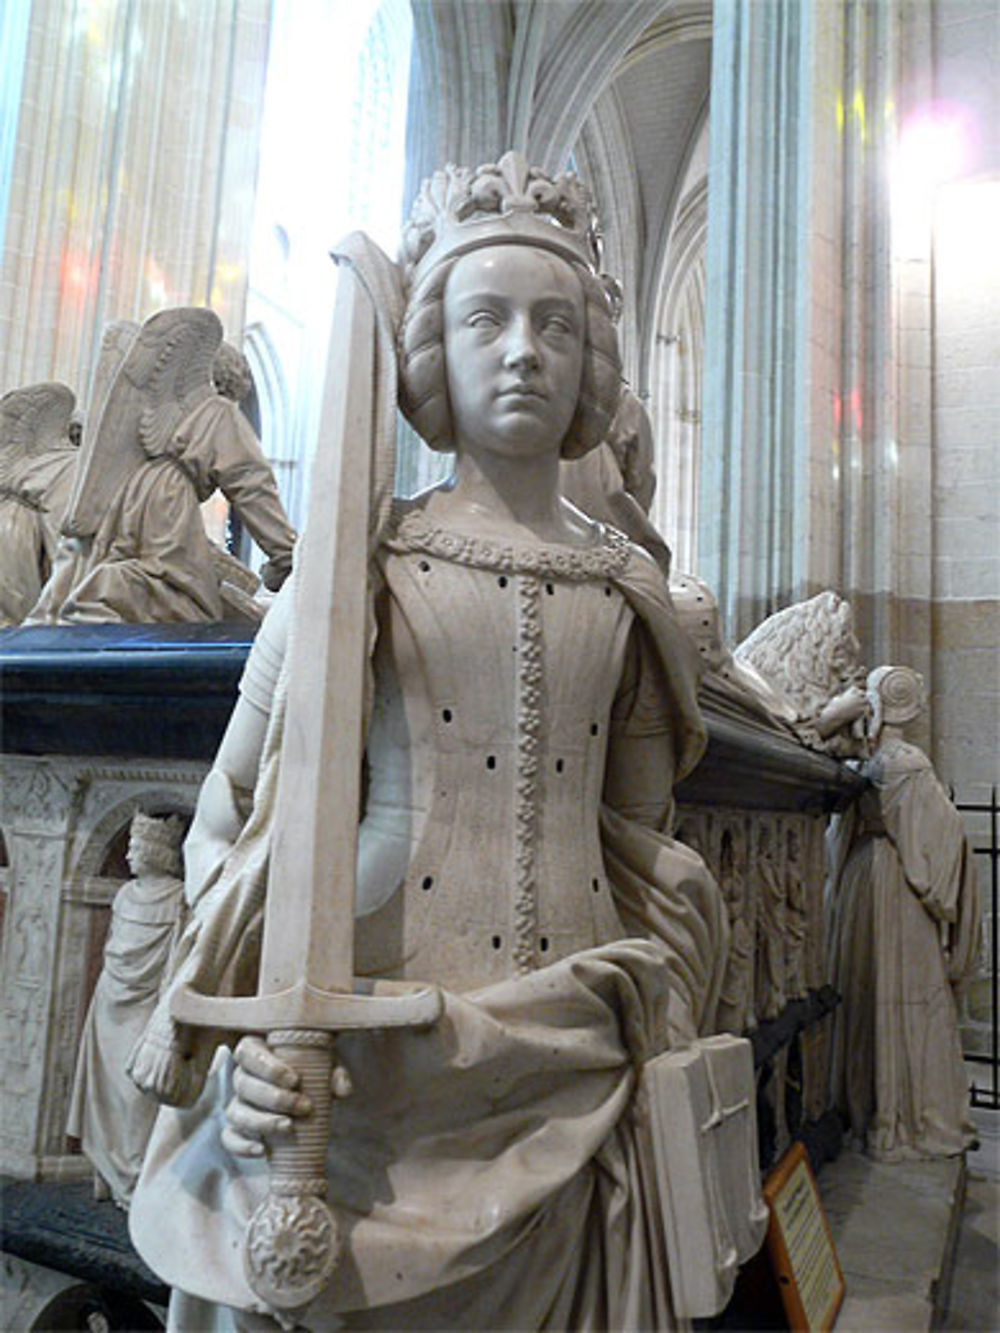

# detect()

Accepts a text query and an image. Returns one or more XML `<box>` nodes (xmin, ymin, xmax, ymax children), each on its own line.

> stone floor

<box><xmin>820</xmin><ymin>1106</ymin><xmax>999</xmax><ymax>1332</ymax></box>
<box><xmin>942</xmin><ymin>1106</ymin><xmax>999</xmax><ymax>1333</ymax></box>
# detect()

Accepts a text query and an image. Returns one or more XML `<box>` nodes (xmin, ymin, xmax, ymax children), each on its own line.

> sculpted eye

<box><xmin>467</xmin><ymin>310</ymin><xmax>501</xmax><ymax>330</ymax></box>
<box><xmin>541</xmin><ymin>314</ymin><xmax>574</xmax><ymax>336</ymax></box>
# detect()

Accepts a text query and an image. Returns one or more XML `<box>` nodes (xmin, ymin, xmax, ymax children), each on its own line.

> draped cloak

<box><xmin>0</xmin><ymin>443</ymin><xmax>77</xmax><ymax>624</ymax></box>
<box><xmin>67</xmin><ymin>872</ymin><xmax>184</xmax><ymax>1203</ymax></box>
<box><xmin>827</xmin><ymin>738</ymin><xmax>980</xmax><ymax>1159</ymax></box>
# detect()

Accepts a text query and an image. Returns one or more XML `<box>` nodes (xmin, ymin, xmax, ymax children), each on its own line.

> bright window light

<box><xmin>891</xmin><ymin>101</ymin><xmax>980</xmax><ymax>258</ymax></box>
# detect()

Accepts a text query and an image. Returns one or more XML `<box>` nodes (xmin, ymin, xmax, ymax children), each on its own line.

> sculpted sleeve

<box><xmin>238</xmin><ymin>575</ymin><xmax>291</xmax><ymax>717</ymax></box>
<box><xmin>191</xmin><ymin>398</ymin><xmax>297</xmax><ymax>575</ymax></box>
<box><xmin>604</xmin><ymin>621</ymin><xmax>677</xmax><ymax>831</ymax></box>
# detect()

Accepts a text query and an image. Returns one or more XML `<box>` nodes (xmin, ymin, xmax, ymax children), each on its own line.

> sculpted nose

<box><xmin>503</xmin><ymin>317</ymin><xmax>540</xmax><ymax>371</ymax></box>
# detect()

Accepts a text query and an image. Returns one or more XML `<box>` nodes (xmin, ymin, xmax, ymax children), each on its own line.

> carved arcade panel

<box><xmin>0</xmin><ymin>757</ymin><xmax>203</xmax><ymax>1178</ymax></box>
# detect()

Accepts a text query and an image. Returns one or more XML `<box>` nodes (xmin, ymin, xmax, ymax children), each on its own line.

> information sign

<box><xmin>763</xmin><ymin>1141</ymin><xmax>845</xmax><ymax>1331</ymax></box>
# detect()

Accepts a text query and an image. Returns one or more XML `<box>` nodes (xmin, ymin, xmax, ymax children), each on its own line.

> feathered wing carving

<box><xmin>0</xmin><ymin>383</ymin><xmax>75</xmax><ymax>490</ymax></box>
<box><xmin>733</xmin><ymin>591</ymin><xmax>864</xmax><ymax>726</ymax></box>
<box><xmin>62</xmin><ymin>308</ymin><xmax>222</xmax><ymax>538</ymax></box>
<box><xmin>89</xmin><ymin>319</ymin><xmax>140</xmax><ymax>426</ymax></box>
<box><xmin>129</xmin><ymin>308</ymin><xmax>222</xmax><ymax>458</ymax></box>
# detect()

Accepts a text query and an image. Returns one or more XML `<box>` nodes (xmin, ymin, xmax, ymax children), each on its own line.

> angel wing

<box><xmin>129</xmin><ymin>307</ymin><xmax>222</xmax><ymax>457</ymax></box>
<box><xmin>0</xmin><ymin>383</ymin><xmax>75</xmax><ymax>491</ymax></box>
<box><xmin>733</xmin><ymin>591</ymin><xmax>863</xmax><ymax>723</ymax></box>
<box><xmin>62</xmin><ymin>308</ymin><xmax>222</xmax><ymax>538</ymax></box>
<box><xmin>88</xmin><ymin>318</ymin><xmax>140</xmax><ymax>425</ymax></box>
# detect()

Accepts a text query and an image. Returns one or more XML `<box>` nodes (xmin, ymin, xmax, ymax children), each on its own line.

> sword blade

<box><xmin>257</xmin><ymin>267</ymin><xmax>374</xmax><ymax>1003</ymax></box>
<box><xmin>166</xmin><ymin>250</ymin><xmax>441</xmax><ymax>1318</ymax></box>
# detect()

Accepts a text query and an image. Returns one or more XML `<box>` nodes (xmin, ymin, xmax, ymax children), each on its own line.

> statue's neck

<box><xmin>877</xmin><ymin>723</ymin><xmax>905</xmax><ymax>746</ymax></box>
<box><xmin>426</xmin><ymin>448</ymin><xmax>593</xmax><ymax>547</ymax></box>
<box><xmin>454</xmin><ymin>448</ymin><xmax>560</xmax><ymax>513</ymax></box>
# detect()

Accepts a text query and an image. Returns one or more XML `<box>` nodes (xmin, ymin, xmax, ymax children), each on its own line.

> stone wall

<box><xmin>929</xmin><ymin>163</ymin><xmax>1000</xmax><ymax>801</ymax></box>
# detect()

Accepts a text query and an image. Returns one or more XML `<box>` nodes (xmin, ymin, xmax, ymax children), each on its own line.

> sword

<box><xmin>170</xmin><ymin>252</ymin><xmax>441</xmax><ymax>1321</ymax></box>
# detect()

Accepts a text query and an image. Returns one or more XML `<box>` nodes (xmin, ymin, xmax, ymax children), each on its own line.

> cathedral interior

<box><xmin>0</xmin><ymin>1</ymin><xmax>997</xmax><ymax>1330</ymax></box>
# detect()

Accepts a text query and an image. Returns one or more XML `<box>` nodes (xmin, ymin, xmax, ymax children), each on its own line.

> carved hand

<box><xmin>815</xmin><ymin>685</ymin><xmax>869</xmax><ymax>738</ymax></box>
<box><xmin>223</xmin><ymin>1035</ymin><xmax>353</xmax><ymax>1159</ymax></box>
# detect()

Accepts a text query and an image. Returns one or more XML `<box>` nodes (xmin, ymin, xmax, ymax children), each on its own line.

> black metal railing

<box><xmin>954</xmin><ymin>787</ymin><xmax>999</xmax><ymax>1111</ymax></box>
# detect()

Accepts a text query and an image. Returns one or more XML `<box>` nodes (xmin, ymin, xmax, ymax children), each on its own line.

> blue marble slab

<box><xmin>0</xmin><ymin>622</ymin><xmax>255</xmax><ymax>760</ymax></box>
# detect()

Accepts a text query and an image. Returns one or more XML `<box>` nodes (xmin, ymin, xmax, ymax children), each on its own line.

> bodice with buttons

<box><xmin>353</xmin><ymin>506</ymin><xmax>638</xmax><ymax>991</ymax></box>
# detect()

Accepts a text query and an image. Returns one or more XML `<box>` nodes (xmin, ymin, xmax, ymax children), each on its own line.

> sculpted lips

<box><xmin>497</xmin><ymin>384</ymin><xmax>546</xmax><ymax>403</ymax></box>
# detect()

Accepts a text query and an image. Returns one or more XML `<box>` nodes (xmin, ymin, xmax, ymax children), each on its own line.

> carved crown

<box><xmin>128</xmin><ymin>810</ymin><xmax>185</xmax><ymax>876</ymax></box>
<box><xmin>400</xmin><ymin>151</ymin><xmax>604</xmax><ymax>288</ymax></box>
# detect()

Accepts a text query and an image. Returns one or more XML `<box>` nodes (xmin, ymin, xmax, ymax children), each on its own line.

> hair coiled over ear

<box><xmin>397</xmin><ymin>257</ymin><xmax>621</xmax><ymax>458</ymax></box>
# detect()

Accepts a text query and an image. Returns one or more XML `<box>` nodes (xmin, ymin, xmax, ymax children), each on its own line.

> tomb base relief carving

<box><xmin>67</xmin><ymin>812</ymin><xmax>186</xmax><ymax>1206</ymax></box>
<box><xmin>0</xmin><ymin>757</ymin><xmax>202</xmax><ymax>1179</ymax></box>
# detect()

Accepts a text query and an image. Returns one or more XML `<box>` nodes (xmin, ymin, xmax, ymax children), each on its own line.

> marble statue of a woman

<box><xmin>827</xmin><ymin>665</ymin><xmax>981</xmax><ymax>1159</ymax></box>
<box><xmin>129</xmin><ymin>154</ymin><xmax>729</xmax><ymax>1330</ymax></box>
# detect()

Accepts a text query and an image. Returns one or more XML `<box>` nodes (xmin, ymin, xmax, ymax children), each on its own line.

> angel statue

<box><xmin>24</xmin><ymin>319</ymin><xmax>139</xmax><ymax>623</ymax></box>
<box><xmin>826</xmin><ymin>665</ymin><xmax>981</xmax><ymax>1160</ymax></box>
<box><xmin>31</xmin><ymin>308</ymin><xmax>296</xmax><ymax>624</ymax></box>
<box><xmin>0</xmin><ymin>381</ymin><xmax>77</xmax><ymax>625</ymax></box>
<box><xmin>127</xmin><ymin>153</ymin><xmax>763</xmax><ymax>1331</ymax></box>
<box><xmin>734</xmin><ymin>590</ymin><xmax>869</xmax><ymax>754</ymax></box>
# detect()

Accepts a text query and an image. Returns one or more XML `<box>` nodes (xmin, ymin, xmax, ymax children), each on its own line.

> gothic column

<box><xmin>700</xmin><ymin>0</ymin><xmax>847</xmax><ymax>642</ymax></box>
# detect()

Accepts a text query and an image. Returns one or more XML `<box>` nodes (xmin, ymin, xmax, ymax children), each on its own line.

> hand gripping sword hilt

<box><xmin>243</xmin><ymin>1029</ymin><xmax>339</xmax><ymax>1319</ymax></box>
<box><xmin>169</xmin><ymin>981</ymin><xmax>443</xmax><ymax>1322</ymax></box>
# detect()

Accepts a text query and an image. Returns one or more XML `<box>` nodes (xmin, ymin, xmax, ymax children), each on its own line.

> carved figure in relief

<box><xmin>67</xmin><ymin>812</ymin><xmax>186</xmax><ymax>1206</ymax></box>
<box><xmin>716</xmin><ymin>825</ymin><xmax>755</xmax><ymax>1034</ymax></box>
<box><xmin>31</xmin><ymin>309</ymin><xmax>296</xmax><ymax>624</ymax></box>
<box><xmin>0</xmin><ymin>382</ymin><xmax>78</xmax><ymax>625</ymax></box>
<box><xmin>784</xmin><ymin>824</ymin><xmax>808</xmax><ymax>1001</ymax></box>
<box><xmin>827</xmin><ymin>666</ymin><xmax>980</xmax><ymax>1159</ymax></box>
<box><xmin>128</xmin><ymin>154</ymin><xmax>740</xmax><ymax>1330</ymax></box>
<box><xmin>734</xmin><ymin>591</ymin><xmax>868</xmax><ymax>754</ymax></box>
<box><xmin>753</xmin><ymin>822</ymin><xmax>787</xmax><ymax>1022</ymax></box>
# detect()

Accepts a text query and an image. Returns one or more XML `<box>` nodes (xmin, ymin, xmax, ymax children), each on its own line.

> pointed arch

<box><xmin>527</xmin><ymin>0</ymin><xmax>672</xmax><ymax>172</ymax></box>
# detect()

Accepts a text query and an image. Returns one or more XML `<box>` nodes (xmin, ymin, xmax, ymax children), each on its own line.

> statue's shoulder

<box><xmin>872</xmin><ymin>737</ymin><xmax>931</xmax><ymax>781</ymax></box>
<box><xmin>607</xmin><ymin>527</ymin><xmax>672</xmax><ymax>607</ymax></box>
